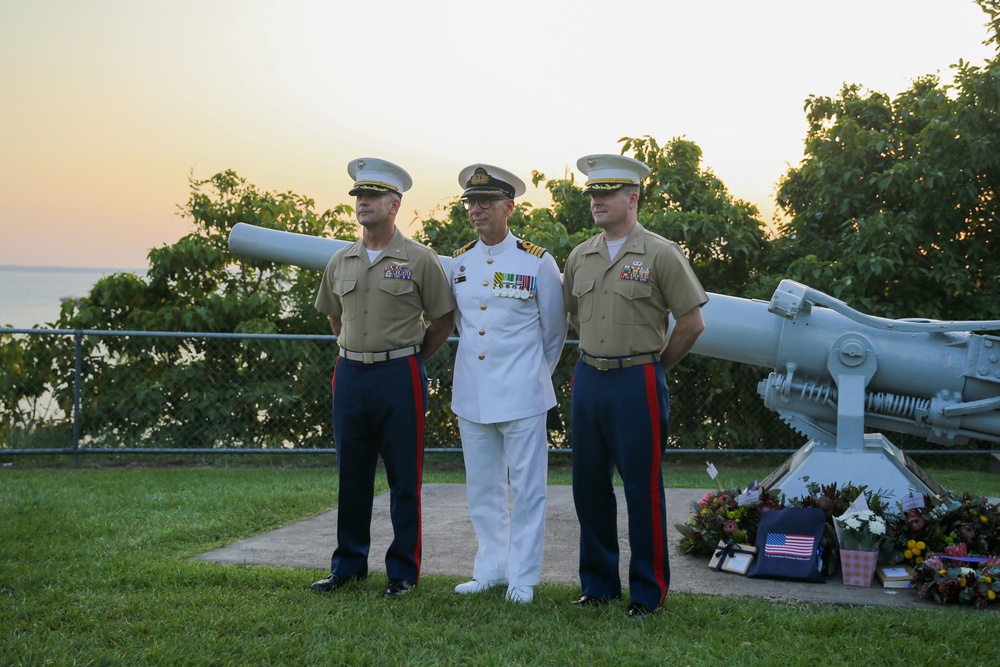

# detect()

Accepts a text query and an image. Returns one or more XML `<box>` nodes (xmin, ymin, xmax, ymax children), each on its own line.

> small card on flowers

<box><xmin>709</xmin><ymin>540</ymin><xmax>757</xmax><ymax>575</ymax></box>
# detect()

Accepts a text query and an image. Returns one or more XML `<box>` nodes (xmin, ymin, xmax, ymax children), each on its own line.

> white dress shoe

<box><xmin>454</xmin><ymin>578</ymin><xmax>507</xmax><ymax>594</ymax></box>
<box><xmin>505</xmin><ymin>585</ymin><xmax>534</xmax><ymax>604</ymax></box>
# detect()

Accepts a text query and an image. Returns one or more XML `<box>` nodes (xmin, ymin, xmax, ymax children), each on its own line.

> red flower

<box><xmin>758</xmin><ymin>502</ymin><xmax>779</xmax><ymax>515</ymax></box>
<box><xmin>906</xmin><ymin>513</ymin><xmax>926</xmax><ymax>533</ymax></box>
<box><xmin>698</xmin><ymin>492</ymin><xmax>714</xmax><ymax>508</ymax></box>
<box><xmin>723</xmin><ymin>520</ymin><xmax>739</xmax><ymax>536</ymax></box>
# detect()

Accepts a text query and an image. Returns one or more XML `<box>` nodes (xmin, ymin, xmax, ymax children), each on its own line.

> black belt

<box><xmin>580</xmin><ymin>351</ymin><xmax>660</xmax><ymax>371</ymax></box>
<box><xmin>338</xmin><ymin>345</ymin><xmax>420</xmax><ymax>364</ymax></box>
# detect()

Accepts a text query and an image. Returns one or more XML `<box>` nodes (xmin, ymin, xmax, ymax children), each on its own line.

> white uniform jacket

<box><xmin>450</xmin><ymin>233</ymin><xmax>567</xmax><ymax>424</ymax></box>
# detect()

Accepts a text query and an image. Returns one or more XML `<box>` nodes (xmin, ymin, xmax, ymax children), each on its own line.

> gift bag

<box><xmin>747</xmin><ymin>507</ymin><xmax>826</xmax><ymax>583</ymax></box>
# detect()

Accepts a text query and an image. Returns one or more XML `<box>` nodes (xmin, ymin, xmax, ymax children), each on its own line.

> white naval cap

<box><xmin>458</xmin><ymin>163</ymin><xmax>527</xmax><ymax>199</ymax></box>
<box><xmin>577</xmin><ymin>154</ymin><xmax>651</xmax><ymax>195</ymax></box>
<box><xmin>347</xmin><ymin>157</ymin><xmax>413</xmax><ymax>197</ymax></box>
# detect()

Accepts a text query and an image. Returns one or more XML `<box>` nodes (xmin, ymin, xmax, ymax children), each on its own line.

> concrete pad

<box><xmin>194</xmin><ymin>484</ymin><xmax>942</xmax><ymax>609</ymax></box>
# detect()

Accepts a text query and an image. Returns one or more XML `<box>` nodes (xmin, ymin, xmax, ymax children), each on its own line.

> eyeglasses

<box><xmin>462</xmin><ymin>198</ymin><xmax>498</xmax><ymax>211</ymax></box>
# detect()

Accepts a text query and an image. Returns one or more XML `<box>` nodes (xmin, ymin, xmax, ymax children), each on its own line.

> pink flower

<box><xmin>698</xmin><ymin>492</ymin><xmax>714</xmax><ymax>508</ymax></box>
<box><xmin>723</xmin><ymin>520</ymin><xmax>739</xmax><ymax>536</ymax></box>
<box><xmin>944</xmin><ymin>543</ymin><xmax>968</xmax><ymax>557</ymax></box>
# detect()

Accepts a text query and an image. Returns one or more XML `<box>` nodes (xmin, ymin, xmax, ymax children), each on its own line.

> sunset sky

<box><xmin>1</xmin><ymin>1</ymin><xmax>995</xmax><ymax>269</ymax></box>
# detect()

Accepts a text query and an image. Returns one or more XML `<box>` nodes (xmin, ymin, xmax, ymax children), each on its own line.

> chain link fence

<box><xmin>0</xmin><ymin>328</ymin><xmax>975</xmax><ymax>459</ymax></box>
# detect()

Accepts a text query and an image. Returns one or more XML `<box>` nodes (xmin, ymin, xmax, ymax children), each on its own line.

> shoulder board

<box><xmin>516</xmin><ymin>239</ymin><xmax>547</xmax><ymax>258</ymax></box>
<box><xmin>452</xmin><ymin>240</ymin><xmax>478</xmax><ymax>258</ymax></box>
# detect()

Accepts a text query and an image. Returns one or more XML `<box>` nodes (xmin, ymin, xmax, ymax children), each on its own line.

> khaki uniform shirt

<box><xmin>563</xmin><ymin>222</ymin><xmax>708</xmax><ymax>357</ymax></box>
<box><xmin>315</xmin><ymin>226</ymin><xmax>456</xmax><ymax>352</ymax></box>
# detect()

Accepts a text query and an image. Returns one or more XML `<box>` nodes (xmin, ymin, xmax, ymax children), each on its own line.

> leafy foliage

<box><xmin>773</xmin><ymin>6</ymin><xmax>1000</xmax><ymax>322</ymax></box>
<box><xmin>4</xmin><ymin>172</ymin><xmax>358</xmax><ymax>449</ymax></box>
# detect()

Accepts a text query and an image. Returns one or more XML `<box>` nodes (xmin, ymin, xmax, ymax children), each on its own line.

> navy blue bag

<box><xmin>747</xmin><ymin>507</ymin><xmax>826</xmax><ymax>583</ymax></box>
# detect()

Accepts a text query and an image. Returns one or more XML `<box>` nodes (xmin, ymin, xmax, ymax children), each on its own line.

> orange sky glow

<box><xmin>0</xmin><ymin>1</ymin><xmax>995</xmax><ymax>269</ymax></box>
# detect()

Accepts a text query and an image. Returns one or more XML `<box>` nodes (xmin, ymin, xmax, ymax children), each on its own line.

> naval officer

<box><xmin>563</xmin><ymin>154</ymin><xmax>707</xmax><ymax>618</ymax></box>
<box><xmin>312</xmin><ymin>157</ymin><xmax>456</xmax><ymax>599</ymax></box>
<box><xmin>449</xmin><ymin>164</ymin><xmax>567</xmax><ymax>604</ymax></box>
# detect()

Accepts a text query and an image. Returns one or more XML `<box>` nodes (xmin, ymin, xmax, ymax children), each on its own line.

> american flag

<box><xmin>764</xmin><ymin>533</ymin><xmax>814</xmax><ymax>558</ymax></box>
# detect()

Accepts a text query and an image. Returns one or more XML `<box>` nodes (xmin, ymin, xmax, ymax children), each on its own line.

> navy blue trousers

<box><xmin>571</xmin><ymin>358</ymin><xmax>670</xmax><ymax>608</ymax></box>
<box><xmin>330</xmin><ymin>354</ymin><xmax>427</xmax><ymax>584</ymax></box>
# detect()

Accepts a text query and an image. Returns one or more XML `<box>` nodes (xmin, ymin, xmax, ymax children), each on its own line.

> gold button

<box><xmin>480</xmin><ymin>304</ymin><xmax>487</xmax><ymax>310</ymax></box>
<box><xmin>478</xmin><ymin>354</ymin><xmax>485</xmax><ymax>360</ymax></box>
<box><xmin>478</xmin><ymin>329</ymin><xmax>485</xmax><ymax>335</ymax></box>
<box><xmin>482</xmin><ymin>281</ymin><xmax>488</xmax><ymax>286</ymax></box>
<box><xmin>487</xmin><ymin>258</ymin><xmax>494</xmax><ymax>264</ymax></box>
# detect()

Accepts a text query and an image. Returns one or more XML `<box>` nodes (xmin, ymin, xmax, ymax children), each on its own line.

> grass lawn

<box><xmin>1</xmin><ymin>458</ymin><xmax>996</xmax><ymax>666</ymax></box>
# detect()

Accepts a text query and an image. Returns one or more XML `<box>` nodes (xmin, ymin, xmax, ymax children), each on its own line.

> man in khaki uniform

<box><xmin>312</xmin><ymin>157</ymin><xmax>456</xmax><ymax>599</ymax></box>
<box><xmin>563</xmin><ymin>154</ymin><xmax>707</xmax><ymax>618</ymax></box>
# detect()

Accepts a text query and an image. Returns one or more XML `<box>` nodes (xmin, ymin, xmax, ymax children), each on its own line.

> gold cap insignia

<box><xmin>470</xmin><ymin>167</ymin><xmax>490</xmax><ymax>186</ymax></box>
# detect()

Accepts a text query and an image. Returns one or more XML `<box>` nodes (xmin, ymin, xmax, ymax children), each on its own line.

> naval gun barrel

<box><xmin>228</xmin><ymin>222</ymin><xmax>1000</xmax><ymax>448</ymax></box>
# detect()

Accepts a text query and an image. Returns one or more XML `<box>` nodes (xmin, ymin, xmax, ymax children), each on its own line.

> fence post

<box><xmin>71</xmin><ymin>330</ymin><xmax>82</xmax><ymax>467</ymax></box>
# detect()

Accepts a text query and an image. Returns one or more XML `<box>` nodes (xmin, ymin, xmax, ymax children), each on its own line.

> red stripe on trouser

<box><xmin>407</xmin><ymin>356</ymin><xmax>425</xmax><ymax>578</ymax></box>
<box><xmin>643</xmin><ymin>364</ymin><xmax>667</xmax><ymax>606</ymax></box>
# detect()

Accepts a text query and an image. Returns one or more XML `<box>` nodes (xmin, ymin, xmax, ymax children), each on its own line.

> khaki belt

<box><xmin>581</xmin><ymin>351</ymin><xmax>660</xmax><ymax>371</ymax></box>
<box><xmin>338</xmin><ymin>345</ymin><xmax>420</xmax><ymax>364</ymax></box>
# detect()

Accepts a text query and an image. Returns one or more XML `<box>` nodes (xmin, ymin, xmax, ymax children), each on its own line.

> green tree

<box><xmin>18</xmin><ymin>171</ymin><xmax>359</xmax><ymax>450</ymax></box>
<box><xmin>773</xmin><ymin>0</ymin><xmax>1000</xmax><ymax>321</ymax></box>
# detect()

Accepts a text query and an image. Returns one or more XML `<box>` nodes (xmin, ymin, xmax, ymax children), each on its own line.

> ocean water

<box><xmin>0</xmin><ymin>265</ymin><xmax>146</xmax><ymax>329</ymax></box>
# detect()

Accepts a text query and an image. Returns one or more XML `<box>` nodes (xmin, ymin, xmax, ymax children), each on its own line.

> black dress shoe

<box><xmin>383</xmin><ymin>579</ymin><xmax>414</xmax><ymax>599</ymax></box>
<box><xmin>570</xmin><ymin>594</ymin><xmax>621</xmax><ymax>607</ymax></box>
<box><xmin>626</xmin><ymin>602</ymin><xmax>657</xmax><ymax>618</ymax></box>
<box><xmin>309</xmin><ymin>573</ymin><xmax>366</xmax><ymax>592</ymax></box>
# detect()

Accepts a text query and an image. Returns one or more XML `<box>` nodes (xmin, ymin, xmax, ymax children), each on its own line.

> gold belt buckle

<box><xmin>596</xmin><ymin>357</ymin><xmax>610</xmax><ymax>371</ymax></box>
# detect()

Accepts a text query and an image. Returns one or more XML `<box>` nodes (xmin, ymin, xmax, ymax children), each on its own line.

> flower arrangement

<box><xmin>911</xmin><ymin>555</ymin><xmax>1000</xmax><ymax>609</ymax></box>
<box><xmin>791</xmin><ymin>482</ymin><xmax>887</xmax><ymax>573</ymax></box>
<box><xmin>835</xmin><ymin>509</ymin><xmax>887</xmax><ymax>552</ymax></box>
<box><xmin>674</xmin><ymin>486</ymin><xmax>783</xmax><ymax>556</ymax></box>
<box><xmin>677</xmin><ymin>481</ymin><xmax>1000</xmax><ymax>608</ymax></box>
<box><xmin>884</xmin><ymin>494</ymin><xmax>1000</xmax><ymax>567</ymax></box>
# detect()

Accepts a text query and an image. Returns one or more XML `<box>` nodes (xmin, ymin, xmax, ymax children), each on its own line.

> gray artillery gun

<box><xmin>229</xmin><ymin>223</ymin><xmax>1000</xmax><ymax>502</ymax></box>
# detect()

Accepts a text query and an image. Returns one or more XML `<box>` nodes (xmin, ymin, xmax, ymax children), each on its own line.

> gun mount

<box><xmin>229</xmin><ymin>222</ymin><xmax>1000</xmax><ymax>502</ymax></box>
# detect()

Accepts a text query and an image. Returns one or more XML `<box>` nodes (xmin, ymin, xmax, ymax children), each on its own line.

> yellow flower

<box><xmin>916</xmin><ymin>541</ymin><xmax>926</xmax><ymax>550</ymax></box>
<box><xmin>960</xmin><ymin>577</ymin><xmax>967</xmax><ymax>587</ymax></box>
<box><xmin>939</xmin><ymin>569</ymin><xmax>947</xmax><ymax>576</ymax></box>
<box><xmin>990</xmin><ymin>590</ymin><xmax>997</xmax><ymax>601</ymax></box>
<box><xmin>907</xmin><ymin>539</ymin><xmax>916</xmax><ymax>549</ymax></box>
<box><xmin>981</xmin><ymin>515</ymin><xmax>989</xmax><ymax>523</ymax></box>
<box><xmin>985</xmin><ymin>576</ymin><xmax>993</xmax><ymax>584</ymax></box>
<box><xmin>915</xmin><ymin>557</ymin><xmax>924</xmax><ymax>565</ymax></box>
<box><xmin>904</xmin><ymin>550</ymin><xmax>913</xmax><ymax>559</ymax></box>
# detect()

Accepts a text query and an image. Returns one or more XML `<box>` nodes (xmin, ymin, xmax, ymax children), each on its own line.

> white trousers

<box><xmin>458</xmin><ymin>413</ymin><xmax>549</xmax><ymax>586</ymax></box>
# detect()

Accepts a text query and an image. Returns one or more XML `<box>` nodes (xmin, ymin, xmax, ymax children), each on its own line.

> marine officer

<box><xmin>312</xmin><ymin>157</ymin><xmax>456</xmax><ymax>599</ymax></box>
<box><xmin>449</xmin><ymin>164</ymin><xmax>567</xmax><ymax>604</ymax></box>
<box><xmin>562</xmin><ymin>154</ymin><xmax>707</xmax><ymax>618</ymax></box>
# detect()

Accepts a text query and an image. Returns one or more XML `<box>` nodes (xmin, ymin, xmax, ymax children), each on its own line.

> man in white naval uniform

<box><xmin>449</xmin><ymin>164</ymin><xmax>567</xmax><ymax>604</ymax></box>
